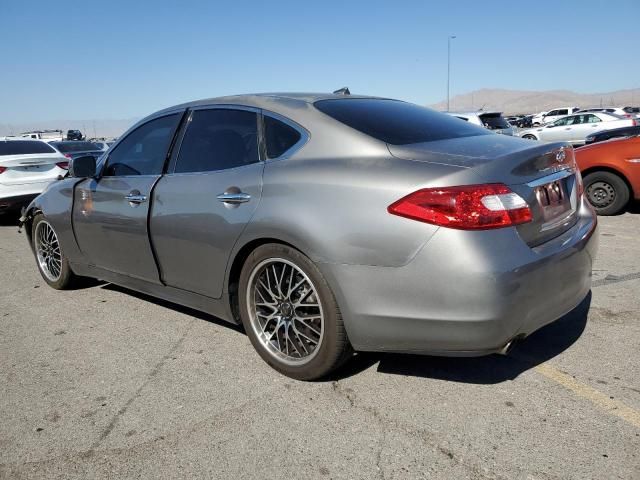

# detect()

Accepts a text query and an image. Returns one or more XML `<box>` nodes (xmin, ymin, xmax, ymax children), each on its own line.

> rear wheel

<box><xmin>32</xmin><ymin>214</ymin><xmax>77</xmax><ymax>289</ymax></box>
<box><xmin>238</xmin><ymin>243</ymin><xmax>352</xmax><ymax>380</ymax></box>
<box><xmin>522</xmin><ymin>134</ymin><xmax>537</xmax><ymax>140</ymax></box>
<box><xmin>583</xmin><ymin>171</ymin><xmax>630</xmax><ymax>215</ymax></box>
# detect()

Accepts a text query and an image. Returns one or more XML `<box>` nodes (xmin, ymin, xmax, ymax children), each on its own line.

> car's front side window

<box><xmin>103</xmin><ymin>114</ymin><xmax>180</xmax><ymax>176</ymax></box>
<box><xmin>553</xmin><ymin>117</ymin><xmax>569</xmax><ymax>126</ymax></box>
<box><xmin>174</xmin><ymin>108</ymin><xmax>259</xmax><ymax>173</ymax></box>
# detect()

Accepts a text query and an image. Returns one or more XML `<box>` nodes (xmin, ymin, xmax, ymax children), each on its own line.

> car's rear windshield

<box><xmin>478</xmin><ymin>113</ymin><xmax>511</xmax><ymax>130</ymax></box>
<box><xmin>314</xmin><ymin>99</ymin><xmax>490</xmax><ymax>145</ymax></box>
<box><xmin>52</xmin><ymin>141</ymin><xmax>100</xmax><ymax>152</ymax></box>
<box><xmin>0</xmin><ymin>140</ymin><xmax>56</xmax><ymax>156</ymax></box>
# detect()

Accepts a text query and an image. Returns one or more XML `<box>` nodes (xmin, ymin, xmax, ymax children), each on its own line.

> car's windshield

<box><xmin>52</xmin><ymin>141</ymin><xmax>101</xmax><ymax>152</ymax></box>
<box><xmin>314</xmin><ymin>98</ymin><xmax>490</xmax><ymax>145</ymax></box>
<box><xmin>0</xmin><ymin>140</ymin><xmax>56</xmax><ymax>155</ymax></box>
<box><xmin>478</xmin><ymin>113</ymin><xmax>510</xmax><ymax>130</ymax></box>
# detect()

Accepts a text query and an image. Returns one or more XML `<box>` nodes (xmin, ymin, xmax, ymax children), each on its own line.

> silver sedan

<box><xmin>21</xmin><ymin>93</ymin><xmax>598</xmax><ymax>380</ymax></box>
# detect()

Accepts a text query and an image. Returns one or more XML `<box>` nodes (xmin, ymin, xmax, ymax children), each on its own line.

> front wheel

<box><xmin>32</xmin><ymin>214</ymin><xmax>77</xmax><ymax>289</ymax></box>
<box><xmin>583</xmin><ymin>171</ymin><xmax>630</xmax><ymax>216</ymax></box>
<box><xmin>238</xmin><ymin>243</ymin><xmax>352</xmax><ymax>380</ymax></box>
<box><xmin>522</xmin><ymin>134</ymin><xmax>537</xmax><ymax>141</ymax></box>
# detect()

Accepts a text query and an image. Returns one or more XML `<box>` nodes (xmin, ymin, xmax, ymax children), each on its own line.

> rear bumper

<box><xmin>0</xmin><ymin>180</ymin><xmax>58</xmax><ymax>210</ymax></box>
<box><xmin>319</xmin><ymin>198</ymin><xmax>598</xmax><ymax>355</ymax></box>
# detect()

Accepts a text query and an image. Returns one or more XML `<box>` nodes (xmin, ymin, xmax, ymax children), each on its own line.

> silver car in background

<box><xmin>21</xmin><ymin>93</ymin><xmax>598</xmax><ymax>380</ymax></box>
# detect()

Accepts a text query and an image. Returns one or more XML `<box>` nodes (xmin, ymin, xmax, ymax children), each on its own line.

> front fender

<box><xmin>19</xmin><ymin>178</ymin><xmax>87</xmax><ymax>266</ymax></box>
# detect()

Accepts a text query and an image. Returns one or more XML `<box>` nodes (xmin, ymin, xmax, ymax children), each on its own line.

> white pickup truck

<box><xmin>20</xmin><ymin>130</ymin><xmax>64</xmax><ymax>142</ymax></box>
<box><xmin>531</xmin><ymin>107</ymin><xmax>580</xmax><ymax>126</ymax></box>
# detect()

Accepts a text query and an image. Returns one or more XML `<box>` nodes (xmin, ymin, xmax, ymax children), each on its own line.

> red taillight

<box><xmin>388</xmin><ymin>184</ymin><xmax>532</xmax><ymax>230</ymax></box>
<box><xmin>56</xmin><ymin>161</ymin><xmax>69</xmax><ymax>169</ymax></box>
<box><xmin>64</xmin><ymin>153</ymin><xmax>73</xmax><ymax>159</ymax></box>
<box><xmin>632</xmin><ymin>118</ymin><xmax>637</xmax><ymax>126</ymax></box>
<box><xmin>0</xmin><ymin>166</ymin><xmax>6</xmax><ymax>174</ymax></box>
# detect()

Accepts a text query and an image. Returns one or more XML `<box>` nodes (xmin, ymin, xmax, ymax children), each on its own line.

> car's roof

<box><xmin>161</xmin><ymin>92</ymin><xmax>390</xmax><ymax>112</ymax></box>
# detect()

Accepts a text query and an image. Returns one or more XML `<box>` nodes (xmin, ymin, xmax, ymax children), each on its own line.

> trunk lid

<box><xmin>0</xmin><ymin>153</ymin><xmax>66</xmax><ymax>185</ymax></box>
<box><xmin>388</xmin><ymin>135</ymin><xmax>581</xmax><ymax>246</ymax></box>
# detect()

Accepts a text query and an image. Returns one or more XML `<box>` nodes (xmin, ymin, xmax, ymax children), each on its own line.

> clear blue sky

<box><xmin>1</xmin><ymin>0</ymin><xmax>638</xmax><ymax>122</ymax></box>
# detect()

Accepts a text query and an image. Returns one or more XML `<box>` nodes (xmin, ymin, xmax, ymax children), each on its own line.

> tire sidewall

<box><xmin>583</xmin><ymin>172</ymin><xmax>629</xmax><ymax>216</ymax></box>
<box><xmin>238</xmin><ymin>243</ymin><xmax>345</xmax><ymax>380</ymax></box>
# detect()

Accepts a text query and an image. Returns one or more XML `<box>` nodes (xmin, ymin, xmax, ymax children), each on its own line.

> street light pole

<box><xmin>447</xmin><ymin>35</ymin><xmax>456</xmax><ymax>111</ymax></box>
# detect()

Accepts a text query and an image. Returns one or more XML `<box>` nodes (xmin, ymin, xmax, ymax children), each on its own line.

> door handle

<box><xmin>564</xmin><ymin>128</ymin><xmax>571</xmax><ymax>130</ymax></box>
<box><xmin>125</xmin><ymin>192</ymin><xmax>147</xmax><ymax>204</ymax></box>
<box><xmin>216</xmin><ymin>192</ymin><xmax>251</xmax><ymax>204</ymax></box>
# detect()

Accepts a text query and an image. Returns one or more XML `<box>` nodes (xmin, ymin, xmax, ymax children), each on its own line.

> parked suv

<box><xmin>66</xmin><ymin>130</ymin><xmax>84</xmax><ymax>141</ymax></box>
<box><xmin>445</xmin><ymin>111</ymin><xmax>514</xmax><ymax>135</ymax></box>
<box><xmin>531</xmin><ymin>107</ymin><xmax>580</xmax><ymax>126</ymax></box>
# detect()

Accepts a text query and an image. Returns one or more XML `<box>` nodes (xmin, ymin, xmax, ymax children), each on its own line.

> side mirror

<box><xmin>69</xmin><ymin>155</ymin><xmax>97</xmax><ymax>178</ymax></box>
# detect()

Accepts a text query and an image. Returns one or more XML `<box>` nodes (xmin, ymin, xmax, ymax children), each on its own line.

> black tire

<box><xmin>238</xmin><ymin>243</ymin><xmax>353</xmax><ymax>380</ymax></box>
<box><xmin>32</xmin><ymin>214</ymin><xmax>77</xmax><ymax>289</ymax></box>
<box><xmin>522</xmin><ymin>134</ymin><xmax>537</xmax><ymax>141</ymax></box>
<box><xmin>583</xmin><ymin>171</ymin><xmax>630</xmax><ymax>216</ymax></box>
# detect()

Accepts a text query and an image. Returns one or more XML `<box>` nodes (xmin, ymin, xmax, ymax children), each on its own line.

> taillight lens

<box><xmin>388</xmin><ymin>184</ymin><xmax>532</xmax><ymax>230</ymax></box>
<box><xmin>64</xmin><ymin>153</ymin><xmax>73</xmax><ymax>159</ymax></box>
<box><xmin>0</xmin><ymin>166</ymin><xmax>6</xmax><ymax>174</ymax></box>
<box><xmin>632</xmin><ymin>118</ymin><xmax>637</xmax><ymax>126</ymax></box>
<box><xmin>56</xmin><ymin>161</ymin><xmax>69</xmax><ymax>169</ymax></box>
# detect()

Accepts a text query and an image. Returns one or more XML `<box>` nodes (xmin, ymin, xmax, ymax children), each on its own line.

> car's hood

<box><xmin>387</xmin><ymin>134</ymin><xmax>573</xmax><ymax>185</ymax></box>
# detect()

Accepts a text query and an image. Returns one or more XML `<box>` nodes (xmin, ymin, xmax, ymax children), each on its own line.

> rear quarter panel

<box><xmin>235</xmin><ymin>155</ymin><xmax>469</xmax><ymax>268</ymax></box>
<box><xmin>576</xmin><ymin>139</ymin><xmax>640</xmax><ymax>199</ymax></box>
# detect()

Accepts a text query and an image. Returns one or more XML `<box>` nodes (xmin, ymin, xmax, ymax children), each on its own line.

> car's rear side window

<box><xmin>175</xmin><ymin>109</ymin><xmax>259</xmax><ymax>173</ymax></box>
<box><xmin>0</xmin><ymin>140</ymin><xmax>56</xmax><ymax>156</ymax></box>
<box><xmin>314</xmin><ymin>99</ymin><xmax>489</xmax><ymax>145</ymax></box>
<box><xmin>264</xmin><ymin>115</ymin><xmax>302</xmax><ymax>158</ymax></box>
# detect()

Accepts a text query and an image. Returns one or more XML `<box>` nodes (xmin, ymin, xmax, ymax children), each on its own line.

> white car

<box><xmin>445</xmin><ymin>111</ymin><xmax>515</xmax><ymax>135</ymax></box>
<box><xmin>0</xmin><ymin>138</ymin><xmax>68</xmax><ymax>214</ymax></box>
<box><xmin>518</xmin><ymin>112</ymin><xmax>637</xmax><ymax>145</ymax></box>
<box><xmin>577</xmin><ymin>107</ymin><xmax>640</xmax><ymax>120</ymax></box>
<box><xmin>531</xmin><ymin>107</ymin><xmax>580</xmax><ymax>126</ymax></box>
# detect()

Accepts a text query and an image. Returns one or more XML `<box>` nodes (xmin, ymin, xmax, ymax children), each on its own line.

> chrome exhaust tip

<box><xmin>497</xmin><ymin>337</ymin><xmax>520</xmax><ymax>356</ymax></box>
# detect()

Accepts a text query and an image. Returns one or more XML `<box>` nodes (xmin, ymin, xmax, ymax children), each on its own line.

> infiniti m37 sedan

<box><xmin>21</xmin><ymin>93</ymin><xmax>598</xmax><ymax>380</ymax></box>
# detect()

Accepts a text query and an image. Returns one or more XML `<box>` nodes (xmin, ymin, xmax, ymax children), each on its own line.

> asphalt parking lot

<box><xmin>0</xmin><ymin>211</ymin><xmax>639</xmax><ymax>480</ymax></box>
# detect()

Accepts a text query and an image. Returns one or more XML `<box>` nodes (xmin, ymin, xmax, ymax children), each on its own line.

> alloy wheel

<box><xmin>35</xmin><ymin>220</ymin><xmax>62</xmax><ymax>282</ymax></box>
<box><xmin>246</xmin><ymin>258</ymin><xmax>324</xmax><ymax>366</ymax></box>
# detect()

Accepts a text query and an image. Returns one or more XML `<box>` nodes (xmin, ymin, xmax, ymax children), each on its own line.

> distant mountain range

<box><xmin>429</xmin><ymin>88</ymin><xmax>640</xmax><ymax>114</ymax></box>
<box><xmin>2</xmin><ymin>87</ymin><xmax>639</xmax><ymax>137</ymax></box>
<box><xmin>0</xmin><ymin>118</ymin><xmax>139</xmax><ymax>139</ymax></box>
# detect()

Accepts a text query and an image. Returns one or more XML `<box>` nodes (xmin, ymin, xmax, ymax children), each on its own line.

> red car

<box><xmin>575</xmin><ymin>135</ymin><xmax>640</xmax><ymax>215</ymax></box>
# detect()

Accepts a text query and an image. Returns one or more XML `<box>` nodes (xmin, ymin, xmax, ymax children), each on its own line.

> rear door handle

<box><xmin>125</xmin><ymin>192</ymin><xmax>147</xmax><ymax>204</ymax></box>
<box><xmin>216</xmin><ymin>192</ymin><xmax>251</xmax><ymax>204</ymax></box>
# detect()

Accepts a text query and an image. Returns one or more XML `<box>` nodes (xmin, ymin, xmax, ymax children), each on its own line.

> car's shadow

<box><xmin>331</xmin><ymin>292</ymin><xmax>591</xmax><ymax>384</ymax></box>
<box><xmin>0</xmin><ymin>212</ymin><xmax>20</xmax><ymax>227</ymax></box>
<box><xmin>101</xmin><ymin>283</ymin><xmax>244</xmax><ymax>333</ymax></box>
<box><xmin>100</xmin><ymin>282</ymin><xmax>590</xmax><ymax>384</ymax></box>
